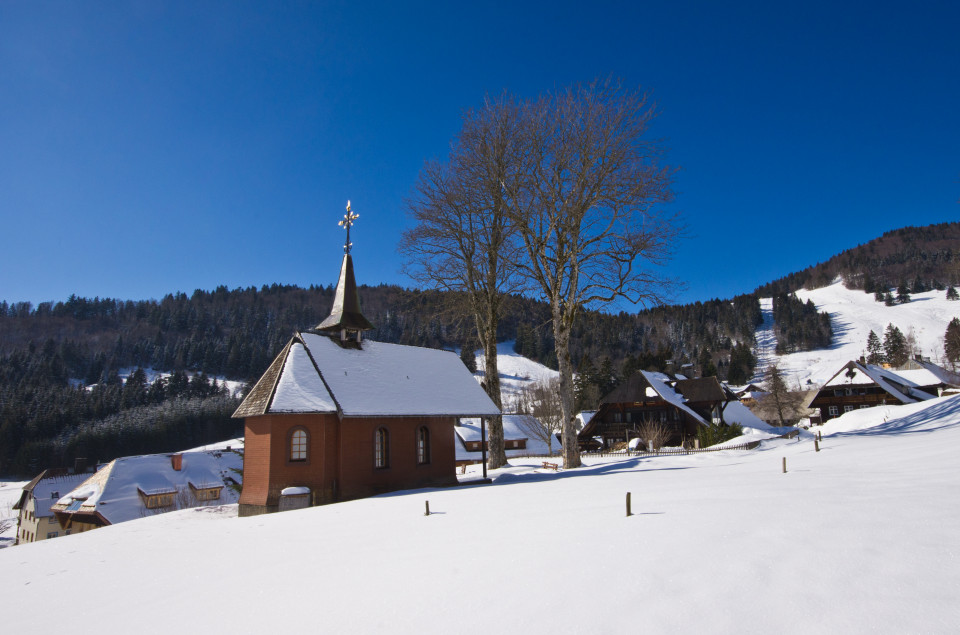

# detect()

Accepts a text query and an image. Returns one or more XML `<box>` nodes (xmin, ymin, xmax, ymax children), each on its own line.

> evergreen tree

<box><xmin>883</xmin><ymin>323</ymin><xmax>908</xmax><ymax>367</ymax></box>
<box><xmin>865</xmin><ymin>330</ymin><xmax>884</xmax><ymax>364</ymax></box>
<box><xmin>945</xmin><ymin>317</ymin><xmax>960</xmax><ymax>369</ymax></box>
<box><xmin>896</xmin><ymin>281</ymin><xmax>911</xmax><ymax>304</ymax></box>
<box><xmin>947</xmin><ymin>285</ymin><xmax>959</xmax><ymax>301</ymax></box>
<box><xmin>459</xmin><ymin>339</ymin><xmax>477</xmax><ymax>373</ymax></box>
<box><xmin>884</xmin><ymin>292</ymin><xmax>896</xmax><ymax>306</ymax></box>
<box><xmin>596</xmin><ymin>357</ymin><xmax>616</xmax><ymax>397</ymax></box>
<box><xmin>874</xmin><ymin>289</ymin><xmax>885</xmax><ymax>302</ymax></box>
<box><xmin>698</xmin><ymin>347</ymin><xmax>717</xmax><ymax>378</ymax></box>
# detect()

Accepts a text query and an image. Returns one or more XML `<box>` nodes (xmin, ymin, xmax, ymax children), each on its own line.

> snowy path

<box><xmin>751</xmin><ymin>297</ymin><xmax>777</xmax><ymax>381</ymax></box>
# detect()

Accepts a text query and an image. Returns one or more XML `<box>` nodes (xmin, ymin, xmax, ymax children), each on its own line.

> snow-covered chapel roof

<box><xmin>234</xmin><ymin>207</ymin><xmax>499</xmax><ymax>420</ymax></box>
<box><xmin>234</xmin><ymin>332</ymin><xmax>501</xmax><ymax>419</ymax></box>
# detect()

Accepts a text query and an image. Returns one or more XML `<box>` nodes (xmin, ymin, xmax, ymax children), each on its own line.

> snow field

<box><xmin>3</xmin><ymin>395</ymin><xmax>959</xmax><ymax>633</ymax></box>
<box><xmin>756</xmin><ymin>281</ymin><xmax>960</xmax><ymax>386</ymax></box>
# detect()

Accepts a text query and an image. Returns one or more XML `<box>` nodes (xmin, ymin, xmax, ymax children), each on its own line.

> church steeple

<box><xmin>313</xmin><ymin>201</ymin><xmax>374</xmax><ymax>342</ymax></box>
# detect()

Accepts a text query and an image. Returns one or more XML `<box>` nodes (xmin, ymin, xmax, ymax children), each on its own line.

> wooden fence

<box><xmin>582</xmin><ymin>439</ymin><xmax>761</xmax><ymax>458</ymax></box>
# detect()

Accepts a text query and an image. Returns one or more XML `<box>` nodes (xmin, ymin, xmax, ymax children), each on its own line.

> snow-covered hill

<box><xmin>755</xmin><ymin>281</ymin><xmax>959</xmax><ymax>386</ymax></box>
<box><xmin>472</xmin><ymin>340</ymin><xmax>559</xmax><ymax>410</ymax></box>
<box><xmin>4</xmin><ymin>394</ymin><xmax>959</xmax><ymax>632</ymax></box>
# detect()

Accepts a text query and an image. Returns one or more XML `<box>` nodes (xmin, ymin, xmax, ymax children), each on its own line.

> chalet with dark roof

<box><xmin>578</xmin><ymin>371</ymin><xmax>738</xmax><ymax>450</ymax></box>
<box><xmin>809</xmin><ymin>360</ymin><xmax>942</xmax><ymax>421</ymax></box>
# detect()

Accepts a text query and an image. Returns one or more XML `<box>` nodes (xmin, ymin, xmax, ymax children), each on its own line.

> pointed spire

<box><xmin>314</xmin><ymin>201</ymin><xmax>374</xmax><ymax>341</ymax></box>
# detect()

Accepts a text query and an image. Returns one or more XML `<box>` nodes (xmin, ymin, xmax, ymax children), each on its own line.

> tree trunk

<box><xmin>480</xmin><ymin>318</ymin><xmax>507</xmax><ymax>469</ymax></box>
<box><xmin>553</xmin><ymin>303</ymin><xmax>581</xmax><ymax>468</ymax></box>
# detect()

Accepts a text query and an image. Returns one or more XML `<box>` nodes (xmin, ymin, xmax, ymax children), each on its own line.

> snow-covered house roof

<box><xmin>234</xmin><ymin>331</ymin><xmax>500</xmax><ymax>419</ymax></box>
<box><xmin>575</xmin><ymin>411</ymin><xmax>597</xmax><ymax>430</ymax></box>
<box><xmin>913</xmin><ymin>360</ymin><xmax>960</xmax><ymax>387</ymax></box>
<box><xmin>640</xmin><ymin>371</ymin><xmax>709</xmax><ymax>425</ymax></box>
<box><xmin>51</xmin><ymin>450</ymin><xmax>242</xmax><ymax>526</ymax></box>
<box><xmin>12</xmin><ymin>470</ymin><xmax>90</xmax><ymax>518</ymax></box>
<box><xmin>455</xmin><ymin>414</ymin><xmax>558</xmax><ymax>460</ymax></box>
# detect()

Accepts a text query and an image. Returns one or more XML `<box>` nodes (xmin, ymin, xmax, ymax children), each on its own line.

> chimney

<box><xmin>171</xmin><ymin>454</ymin><xmax>183</xmax><ymax>471</ymax></box>
<box><xmin>915</xmin><ymin>354</ymin><xmax>922</xmax><ymax>362</ymax></box>
<box><xmin>73</xmin><ymin>457</ymin><xmax>87</xmax><ymax>474</ymax></box>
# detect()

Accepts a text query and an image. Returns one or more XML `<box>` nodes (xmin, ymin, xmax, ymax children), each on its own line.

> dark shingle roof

<box><xmin>313</xmin><ymin>254</ymin><xmax>374</xmax><ymax>333</ymax></box>
<box><xmin>600</xmin><ymin>373</ymin><xmax>656</xmax><ymax>404</ymax></box>
<box><xmin>674</xmin><ymin>377</ymin><xmax>727</xmax><ymax>403</ymax></box>
<box><xmin>232</xmin><ymin>338</ymin><xmax>294</xmax><ymax>418</ymax></box>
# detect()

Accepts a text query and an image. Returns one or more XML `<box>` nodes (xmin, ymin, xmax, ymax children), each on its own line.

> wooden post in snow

<box><xmin>424</xmin><ymin>500</ymin><xmax>430</xmax><ymax>516</ymax></box>
<box><xmin>481</xmin><ymin>417</ymin><xmax>488</xmax><ymax>480</ymax></box>
<box><xmin>815</xmin><ymin>439</ymin><xmax>820</xmax><ymax>452</ymax></box>
<box><xmin>626</xmin><ymin>492</ymin><xmax>632</xmax><ymax>517</ymax></box>
<box><xmin>782</xmin><ymin>457</ymin><xmax>787</xmax><ymax>473</ymax></box>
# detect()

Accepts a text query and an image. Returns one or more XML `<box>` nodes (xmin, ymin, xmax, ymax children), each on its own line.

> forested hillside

<box><xmin>755</xmin><ymin>222</ymin><xmax>960</xmax><ymax>297</ymax></box>
<box><xmin>5</xmin><ymin>222</ymin><xmax>954</xmax><ymax>477</ymax></box>
<box><xmin>1</xmin><ymin>283</ymin><xmax>762</xmax><ymax>476</ymax></box>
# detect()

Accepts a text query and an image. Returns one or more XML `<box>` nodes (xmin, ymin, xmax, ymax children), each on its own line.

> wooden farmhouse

<box><xmin>808</xmin><ymin>360</ymin><xmax>948</xmax><ymax>421</ymax></box>
<box><xmin>577</xmin><ymin>370</ymin><xmax>739</xmax><ymax>450</ymax></box>
<box><xmin>12</xmin><ymin>469</ymin><xmax>89</xmax><ymax>544</ymax></box>
<box><xmin>454</xmin><ymin>414</ymin><xmax>557</xmax><ymax>466</ymax></box>
<box><xmin>233</xmin><ymin>224</ymin><xmax>499</xmax><ymax>516</ymax></box>
<box><xmin>49</xmin><ymin>450</ymin><xmax>242</xmax><ymax>533</ymax></box>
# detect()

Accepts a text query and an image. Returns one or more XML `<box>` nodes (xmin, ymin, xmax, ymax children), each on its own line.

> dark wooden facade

<box><xmin>578</xmin><ymin>372</ymin><xmax>736</xmax><ymax>449</ymax></box>
<box><xmin>809</xmin><ymin>360</ymin><xmax>939</xmax><ymax>422</ymax></box>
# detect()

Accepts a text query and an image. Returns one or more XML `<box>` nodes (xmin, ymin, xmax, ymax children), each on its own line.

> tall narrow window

<box><xmin>374</xmin><ymin>427</ymin><xmax>389</xmax><ymax>468</ymax></box>
<box><xmin>290</xmin><ymin>428</ymin><xmax>308</xmax><ymax>462</ymax></box>
<box><xmin>417</xmin><ymin>426</ymin><xmax>430</xmax><ymax>465</ymax></box>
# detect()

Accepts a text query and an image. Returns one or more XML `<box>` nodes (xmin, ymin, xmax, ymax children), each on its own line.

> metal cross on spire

<box><xmin>339</xmin><ymin>200</ymin><xmax>359</xmax><ymax>253</ymax></box>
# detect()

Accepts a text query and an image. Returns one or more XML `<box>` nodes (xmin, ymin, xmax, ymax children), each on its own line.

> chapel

<box><xmin>234</xmin><ymin>204</ymin><xmax>499</xmax><ymax>516</ymax></box>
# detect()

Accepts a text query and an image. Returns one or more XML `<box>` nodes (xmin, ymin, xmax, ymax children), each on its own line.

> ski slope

<box><xmin>472</xmin><ymin>340</ymin><xmax>559</xmax><ymax>411</ymax></box>
<box><xmin>3</xmin><ymin>395</ymin><xmax>959</xmax><ymax>633</ymax></box>
<box><xmin>755</xmin><ymin>281</ymin><xmax>959</xmax><ymax>387</ymax></box>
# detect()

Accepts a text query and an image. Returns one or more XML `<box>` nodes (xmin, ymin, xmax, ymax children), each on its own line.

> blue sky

<box><xmin>2</xmin><ymin>1</ymin><xmax>957</xmax><ymax>309</ymax></box>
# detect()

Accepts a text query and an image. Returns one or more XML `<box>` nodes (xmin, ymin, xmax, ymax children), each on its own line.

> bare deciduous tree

<box><xmin>400</xmin><ymin>95</ymin><xmax>526</xmax><ymax>469</ymax></box>
<box><xmin>515</xmin><ymin>378</ymin><xmax>564</xmax><ymax>454</ymax></box>
<box><xmin>505</xmin><ymin>80</ymin><xmax>679</xmax><ymax>468</ymax></box>
<box><xmin>638</xmin><ymin>419</ymin><xmax>672</xmax><ymax>453</ymax></box>
<box><xmin>761</xmin><ymin>364</ymin><xmax>805</xmax><ymax>426</ymax></box>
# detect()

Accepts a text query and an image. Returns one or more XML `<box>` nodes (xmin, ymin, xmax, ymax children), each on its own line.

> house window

<box><xmin>189</xmin><ymin>484</ymin><xmax>222</xmax><ymax>501</ymax></box>
<box><xmin>290</xmin><ymin>428</ymin><xmax>308</xmax><ymax>462</ymax></box>
<box><xmin>859</xmin><ymin>405</ymin><xmax>870</xmax><ymax>409</ymax></box>
<box><xmin>417</xmin><ymin>426</ymin><xmax>430</xmax><ymax>465</ymax></box>
<box><xmin>374</xmin><ymin>427</ymin><xmax>390</xmax><ymax>468</ymax></box>
<box><xmin>46</xmin><ymin>532</ymin><xmax>58</xmax><ymax>539</ymax></box>
<box><xmin>142</xmin><ymin>492</ymin><xmax>176</xmax><ymax>509</ymax></box>
<box><xmin>828</xmin><ymin>406</ymin><xmax>839</xmax><ymax>416</ymax></box>
<box><xmin>834</xmin><ymin>389</ymin><xmax>843</xmax><ymax>397</ymax></box>
<box><xmin>844</xmin><ymin>405</ymin><xmax>854</xmax><ymax>413</ymax></box>
<box><xmin>659</xmin><ymin>411</ymin><xmax>667</xmax><ymax>422</ymax></box>
<box><xmin>613</xmin><ymin>412</ymin><xmax>622</xmax><ymax>423</ymax></box>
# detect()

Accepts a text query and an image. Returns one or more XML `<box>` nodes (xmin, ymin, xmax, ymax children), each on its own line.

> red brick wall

<box><xmin>239</xmin><ymin>413</ymin><xmax>339</xmax><ymax>508</ymax></box>
<box><xmin>240</xmin><ymin>414</ymin><xmax>458</xmax><ymax>510</ymax></box>
<box><xmin>338</xmin><ymin>416</ymin><xmax>457</xmax><ymax>500</ymax></box>
<box><xmin>238</xmin><ymin>416</ymin><xmax>272</xmax><ymax>507</ymax></box>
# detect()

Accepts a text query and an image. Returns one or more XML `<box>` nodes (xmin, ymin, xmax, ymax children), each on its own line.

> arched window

<box><xmin>417</xmin><ymin>426</ymin><xmax>430</xmax><ymax>465</ymax></box>
<box><xmin>374</xmin><ymin>427</ymin><xmax>389</xmax><ymax>468</ymax></box>
<box><xmin>290</xmin><ymin>428</ymin><xmax>308</xmax><ymax>462</ymax></box>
